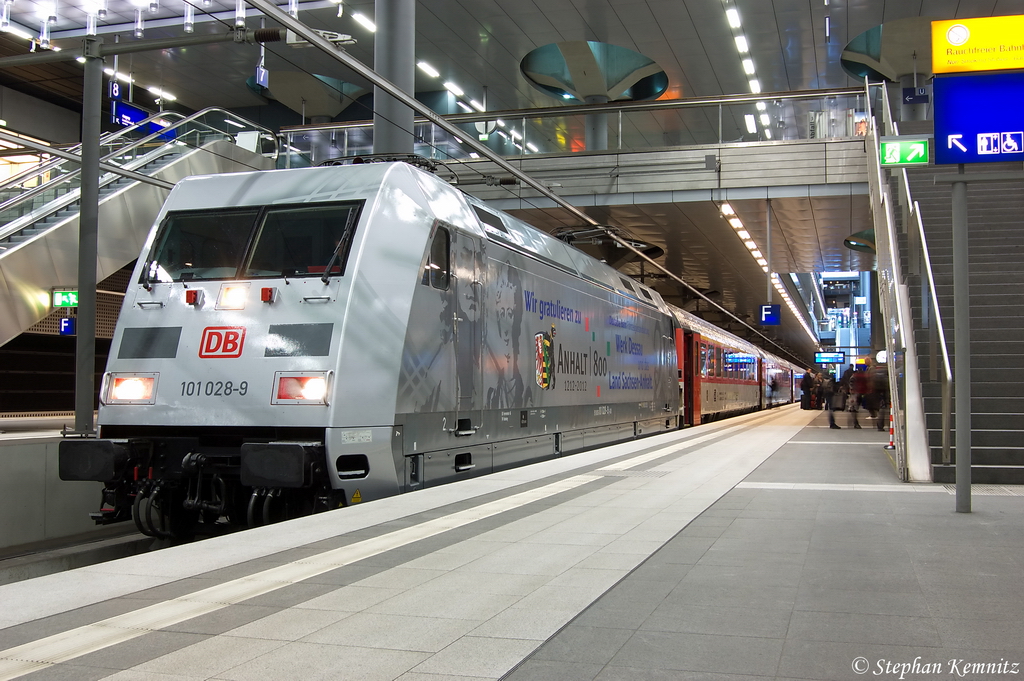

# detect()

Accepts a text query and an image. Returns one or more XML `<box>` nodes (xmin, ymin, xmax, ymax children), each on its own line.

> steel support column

<box><xmin>952</xmin><ymin>168</ymin><xmax>970</xmax><ymax>512</ymax></box>
<box><xmin>373</xmin><ymin>0</ymin><xmax>415</xmax><ymax>154</ymax></box>
<box><xmin>73</xmin><ymin>38</ymin><xmax>103</xmax><ymax>435</ymax></box>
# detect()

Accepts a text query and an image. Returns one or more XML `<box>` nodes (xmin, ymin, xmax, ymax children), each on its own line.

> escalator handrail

<box><xmin>0</xmin><ymin>111</ymin><xmax>187</xmax><ymax>195</ymax></box>
<box><xmin>0</xmin><ymin>106</ymin><xmax>274</xmax><ymax>233</ymax></box>
<box><xmin>0</xmin><ymin>109</ymin><xmax>276</xmax><ymax>243</ymax></box>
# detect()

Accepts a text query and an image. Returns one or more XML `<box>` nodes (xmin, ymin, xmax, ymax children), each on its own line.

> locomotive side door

<box><xmin>451</xmin><ymin>230</ymin><xmax>484</xmax><ymax>433</ymax></box>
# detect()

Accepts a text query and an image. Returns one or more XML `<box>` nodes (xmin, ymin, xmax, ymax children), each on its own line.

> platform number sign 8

<box><xmin>108</xmin><ymin>80</ymin><xmax>122</xmax><ymax>101</ymax></box>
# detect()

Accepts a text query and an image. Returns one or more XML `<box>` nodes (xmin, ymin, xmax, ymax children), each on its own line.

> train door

<box><xmin>683</xmin><ymin>331</ymin><xmax>698</xmax><ymax>426</ymax></box>
<box><xmin>452</xmin><ymin>230</ymin><xmax>483</xmax><ymax>434</ymax></box>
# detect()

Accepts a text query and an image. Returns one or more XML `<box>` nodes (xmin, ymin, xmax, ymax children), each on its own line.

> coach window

<box><xmin>422</xmin><ymin>226</ymin><xmax>450</xmax><ymax>290</ymax></box>
<box><xmin>715</xmin><ymin>346</ymin><xmax>723</xmax><ymax>378</ymax></box>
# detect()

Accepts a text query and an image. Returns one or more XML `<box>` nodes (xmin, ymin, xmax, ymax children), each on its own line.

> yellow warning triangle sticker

<box><xmin>350</xmin><ymin>489</ymin><xmax>362</xmax><ymax>503</ymax></box>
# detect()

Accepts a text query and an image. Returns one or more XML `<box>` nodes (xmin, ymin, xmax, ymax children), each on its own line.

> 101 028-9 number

<box><xmin>180</xmin><ymin>380</ymin><xmax>249</xmax><ymax>397</ymax></box>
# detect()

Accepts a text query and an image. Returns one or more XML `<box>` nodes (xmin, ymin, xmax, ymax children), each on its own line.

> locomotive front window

<box><xmin>245</xmin><ymin>204</ymin><xmax>360</xmax><ymax>278</ymax></box>
<box><xmin>142</xmin><ymin>202</ymin><xmax>362</xmax><ymax>283</ymax></box>
<box><xmin>145</xmin><ymin>208</ymin><xmax>259</xmax><ymax>283</ymax></box>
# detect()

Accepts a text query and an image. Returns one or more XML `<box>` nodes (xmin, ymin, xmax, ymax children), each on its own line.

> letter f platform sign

<box><xmin>760</xmin><ymin>304</ymin><xmax>781</xmax><ymax>326</ymax></box>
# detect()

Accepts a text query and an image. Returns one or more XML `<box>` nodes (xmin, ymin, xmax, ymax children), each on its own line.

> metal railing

<box><xmin>0</xmin><ymin>107</ymin><xmax>277</xmax><ymax>244</ymax></box>
<box><xmin>278</xmin><ymin>87</ymin><xmax>873</xmax><ymax>168</ymax></box>
<box><xmin>867</xmin><ymin>80</ymin><xmax>953</xmax><ymax>479</ymax></box>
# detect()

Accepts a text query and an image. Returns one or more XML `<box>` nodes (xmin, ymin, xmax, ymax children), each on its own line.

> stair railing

<box><xmin>872</xmin><ymin>79</ymin><xmax>953</xmax><ymax>478</ymax></box>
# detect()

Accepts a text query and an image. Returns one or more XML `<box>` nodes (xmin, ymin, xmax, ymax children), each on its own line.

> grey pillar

<box><xmin>585</xmin><ymin>95</ymin><xmax>609</xmax><ymax>151</ymax></box>
<box><xmin>373</xmin><ymin>0</ymin><xmax>415</xmax><ymax>154</ymax></box>
<box><xmin>952</xmin><ymin>169</ymin><xmax>971</xmax><ymax>512</ymax></box>
<box><xmin>74</xmin><ymin>38</ymin><xmax>103</xmax><ymax>435</ymax></box>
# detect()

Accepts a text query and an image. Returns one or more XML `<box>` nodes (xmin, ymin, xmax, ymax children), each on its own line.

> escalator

<box><xmin>0</xmin><ymin>108</ymin><xmax>278</xmax><ymax>348</ymax></box>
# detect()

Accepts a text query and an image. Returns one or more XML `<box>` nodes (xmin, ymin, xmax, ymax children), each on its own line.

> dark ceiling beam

<box><xmin>0</xmin><ymin>28</ymin><xmax>284</xmax><ymax>69</ymax></box>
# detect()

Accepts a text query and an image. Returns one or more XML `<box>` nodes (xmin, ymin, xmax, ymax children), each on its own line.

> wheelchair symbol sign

<box><xmin>1001</xmin><ymin>132</ymin><xmax>1023</xmax><ymax>153</ymax></box>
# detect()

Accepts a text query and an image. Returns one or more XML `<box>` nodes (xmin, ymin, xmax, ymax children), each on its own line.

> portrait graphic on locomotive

<box><xmin>59</xmin><ymin>161</ymin><xmax>796</xmax><ymax>538</ymax></box>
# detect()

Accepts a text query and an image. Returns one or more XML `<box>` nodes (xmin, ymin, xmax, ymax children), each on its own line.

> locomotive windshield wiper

<box><xmin>321</xmin><ymin>208</ymin><xmax>359</xmax><ymax>284</ymax></box>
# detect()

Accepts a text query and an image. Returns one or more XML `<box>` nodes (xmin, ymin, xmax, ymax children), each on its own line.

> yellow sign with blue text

<box><xmin>932</xmin><ymin>16</ymin><xmax>1024</xmax><ymax>74</ymax></box>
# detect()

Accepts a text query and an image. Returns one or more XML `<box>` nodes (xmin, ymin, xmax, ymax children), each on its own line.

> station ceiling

<box><xmin>1</xmin><ymin>0</ymin><xmax>1022</xmax><ymax>361</ymax></box>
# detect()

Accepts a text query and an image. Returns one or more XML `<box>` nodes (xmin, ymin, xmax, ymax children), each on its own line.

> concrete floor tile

<box><xmin>395</xmin><ymin>673</ymin><xmax>493</xmax><ymax>681</ymax></box>
<box><xmin>161</xmin><ymin>604</ymin><xmax>280</xmax><ymax>636</ymax></box>
<box><xmin>503</xmin><ymin>659</ymin><xmax>605</xmax><ymax>681</ymax></box>
<box><xmin>18</xmin><ymin>664</ymin><xmax>114</xmax><ymax>681</ymax></box>
<box><xmin>595</xmin><ymin>667</ymin><xmax>772</xmax><ymax>681</ymax></box>
<box><xmin>223</xmin><ymin>607</ymin><xmax>351</xmax><ymax>641</ymax></box>
<box><xmin>786</xmin><ymin>610</ymin><xmax>941</xmax><ymax>647</ymax></box>
<box><xmin>350</xmin><ymin>566</ymin><xmax>448</xmax><ymax>590</ymax></box>
<box><xmin>642</xmin><ymin>603</ymin><xmax>792</xmax><ymax>638</ymax></box>
<box><xmin>294</xmin><ymin>585</ymin><xmax>404</xmax><ymax>613</ymax></box>
<box><xmin>471</xmin><ymin>607</ymin><xmax>578</xmax><ymax>640</ymax></box>
<box><xmin>215</xmin><ymin>641</ymin><xmax>427</xmax><ymax>681</ymax></box>
<box><xmin>932</xmin><ymin>617</ymin><xmax>1024</xmax><ymax>650</ymax></box>
<box><xmin>71</xmin><ymin>631</ymin><xmax>208</xmax><ymax>671</ymax></box>
<box><xmin>608</xmin><ymin>630</ymin><xmax>783</xmax><ymax>677</ymax></box>
<box><xmin>134</xmin><ymin>635</ymin><xmax>286</xmax><ymax>677</ymax></box>
<box><xmin>410</xmin><ymin>636</ymin><xmax>540</xmax><ymax>678</ymax></box>
<box><xmin>301</xmin><ymin>612</ymin><xmax>481</xmax><ymax>652</ymax></box>
<box><xmin>529</xmin><ymin>625</ymin><xmax>634</xmax><ymax>665</ymax></box>
<box><xmin>367</xmin><ymin>586</ymin><xmax>521</xmax><ymax>621</ymax></box>
<box><xmin>795</xmin><ymin>587</ymin><xmax>931</xmax><ymax>617</ymax></box>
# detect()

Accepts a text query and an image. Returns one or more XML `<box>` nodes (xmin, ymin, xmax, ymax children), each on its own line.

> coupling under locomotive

<box><xmin>59</xmin><ymin>161</ymin><xmax>687</xmax><ymax>538</ymax></box>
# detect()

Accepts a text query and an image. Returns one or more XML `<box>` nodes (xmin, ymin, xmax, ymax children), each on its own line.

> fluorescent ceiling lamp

<box><xmin>825</xmin><ymin>15</ymin><xmax>830</xmax><ymax>38</ymax></box>
<box><xmin>4</xmin><ymin>26</ymin><xmax>33</xmax><ymax>40</ymax></box>
<box><xmin>76</xmin><ymin>56</ymin><xmax>86</xmax><ymax>63</ymax></box>
<box><xmin>444</xmin><ymin>81</ymin><xmax>464</xmax><ymax>96</ymax></box>
<box><xmin>453</xmin><ymin>136</ymin><xmax>462</xmax><ymax>143</ymax></box>
<box><xmin>720</xmin><ymin>203</ymin><xmax>735</xmax><ymax>216</ymax></box>
<box><xmin>726</xmin><ymin>8</ymin><xmax>741</xmax><ymax>27</ymax></box>
<box><xmin>469</xmin><ymin>99</ymin><xmax>485</xmax><ymax>112</ymax></box>
<box><xmin>762</xmin><ymin>265</ymin><xmax>769</xmax><ymax>272</ymax></box>
<box><xmin>352</xmin><ymin>12</ymin><xmax>375</xmax><ymax>31</ymax></box>
<box><xmin>496</xmin><ymin>119</ymin><xmax>506</xmax><ymax>127</ymax></box>
<box><xmin>751</xmin><ymin>249</ymin><xmax>763</xmax><ymax>258</ymax></box>
<box><xmin>734</xmin><ymin>35</ymin><xmax>748</xmax><ymax>53</ymax></box>
<box><xmin>456</xmin><ymin>101</ymin><xmax>472</xmax><ymax>112</ymax></box>
<box><xmin>224</xmin><ymin>119</ymin><xmax>245</xmax><ymax>128</ymax></box>
<box><xmin>416</xmin><ymin>61</ymin><xmax>439</xmax><ymax>78</ymax></box>
<box><xmin>509</xmin><ymin>129</ymin><xmax>521</xmax><ymax>140</ymax></box>
<box><xmin>737</xmin><ymin>230</ymin><xmax>750</xmax><ymax>239</ymax></box>
<box><xmin>756</xmin><ymin>101</ymin><xmax>767</xmax><ymax>110</ymax></box>
<box><xmin>744</xmin><ymin>240</ymin><xmax>757</xmax><ymax>250</ymax></box>
<box><xmin>756</xmin><ymin>258</ymin><xmax>767</xmax><ymax>266</ymax></box>
<box><xmin>759</xmin><ymin>113</ymin><xmax>770</xmax><ymax>126</ymax></box>
<box><xmin>749</xmin><ymin>79</ymin><xmax>761</xmax><ymax>93</ymax></box>
<box><xmin>729</xmin><ymin>217</ymin><xmax>743</xmax><ymax>229</ymax></box>
<box><xmin>764</xmin><ymin>129</ymin><xmax>772</xmax><ymax>139</ymax></box>
<box><xmin>744</xmin><ymin>114</ymin><xmax>756</xmax><ymax>134</ymax></box>
<box><xmin>742</xmin><ymin>59</ymin><xmax>755</xmax><ymax>74</ymax></box>
<box><xmin>526</xmin><ymin>143</ymin><xmax>538</xmax><ymax>152</ymax></box>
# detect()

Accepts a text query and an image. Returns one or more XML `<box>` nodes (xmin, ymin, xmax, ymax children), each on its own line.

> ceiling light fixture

<box><xmin>742</xmin><ymin>59</ymin><xmax>755</xmax><ymax>75</ymax></box>
<box><xmin>825</xmin><ymin>15</ymin><xmax>830</xmax><ymax>38</ymax></box>
<box><xmin>443</xmin><ymin>81</ymin><xmax>463</xmax><ymax>96</ymax></box>
<box><xmin>720</xmin><ymin>203</ymin><xmax>735</xmax><ymax>216</ymax></box>
<box><xmin>734</xmin><ymin>35</ymin><xmax>748</xmax><ymax>53</ymax></box>
<box><xmin>749</xmin><ymin>79</ymin><xmax>761</xmax><ymax>93</ymax></box>
<box><xmin>183</xmin><ymin>2</ymin><xmax>193</xmax><ymax>31</ymax></box>
<box><xmin>416</xmin><ymin>61</ymin><xmax>439</xmax><ymax>77</ymax></box>
<box><xmin>133</xmin><ymin>8</ymin><xmax>143</xmax><ymax>37</ymax></box>
<box><xmin>744</xmin><ymin>114</ymin><xmax>756</xmax><ymax>134</ymax></box>
<box><xmin>756</xmin><ymin>101</ymin><xmax>767</xmax><ymax>111</ymax></box>
<box><xmin>456</xmin><ymin>100</ymin><xmax>472</xmax><ymax>112</ymax></box>
<box><xmin>235</xmin><ymin>0</ymin><xmax>245</xmax><ymax>27</ymax></box>
<box><xmin>729</xmin><ymin>217</ymin><xmax>743</xmax><ymax>229</ymax></box>
<box><xmin>469</xmin><ymin>99</ymin><xmax>485</xmax><ymax>112</ymax></box>
<box><xmin>726</xmin><ymin>8</ymin><xmax>741</xmax><ymax>28</ymax></box>
<box><xmin>352</xmin><ymin>12</ymin><xmax>375</xmax><ymax>31</ymax></box>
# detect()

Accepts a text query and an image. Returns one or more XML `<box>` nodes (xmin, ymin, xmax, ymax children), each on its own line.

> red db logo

<box><xmin>199</xmin><ymin>326</ymin><xmax>246</xmax><ymax>358</ymax></box>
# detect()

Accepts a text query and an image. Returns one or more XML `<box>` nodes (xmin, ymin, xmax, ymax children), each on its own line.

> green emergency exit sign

<box><xmin>880</xmin><ymin>138</ymin><xmax>930</xmax><ymax>166</ymax></box>
<box><xmin>52</xmin><ymin>290</ymin><xmax>78</xmax><ymax>308</ymax></box>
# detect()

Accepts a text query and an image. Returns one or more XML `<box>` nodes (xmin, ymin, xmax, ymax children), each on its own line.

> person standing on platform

<box><xmin>870</xmin><ymin>362</ymin><xmax>891</xmax><ymax>430</ymax></box>
<box><xmin>822</xmin><ymin>372</ymin><xmax>840</xmax><ymax>429</ymax></box>
<box><xmin>848</xmin><ymin>365</ymin><xmax>869</xmax><ymax>429</ymax></box>
<box><xmin>800</xmin><ymin>369</ymin><xmax>814</xmax><ymax>409</ymax></box>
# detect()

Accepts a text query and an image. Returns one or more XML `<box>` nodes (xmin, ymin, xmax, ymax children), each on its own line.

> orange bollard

<box><xmin>884</xmin><ymin>413</ymin><xmax>895</xmax><ymax>450</ymax></box>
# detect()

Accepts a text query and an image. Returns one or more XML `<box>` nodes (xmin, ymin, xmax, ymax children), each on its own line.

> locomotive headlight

<box><xmin>105</xmin><ymin>373</ymin><xmax>159</xmax><ymax>404</ymax></box>
<box><xmin>272</xmin><ymin>371</ymin><xmax>332</xmax><ymax>405</ymax></box>
<box><xmin>216</xmin><ymin>284</ymin><xmax>249</xmax><ymax>310</ymax></box>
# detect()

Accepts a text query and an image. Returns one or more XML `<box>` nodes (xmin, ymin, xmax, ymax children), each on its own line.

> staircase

<box><xmin>0</xmin><ymin>108</ymin><xmax>278</xmax><ymax>348</ymax></box>
<box><xmin>898</xmin><ymin>127</ymin><xmax>1024</xmax><ymax>483</ymax></box>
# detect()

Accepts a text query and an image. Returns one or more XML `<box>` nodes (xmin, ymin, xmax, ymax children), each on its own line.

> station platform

<box><xmin>1</xmin><ymin>405</ymin><xmax>1023</xmax><ymax>681</ymax></box>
